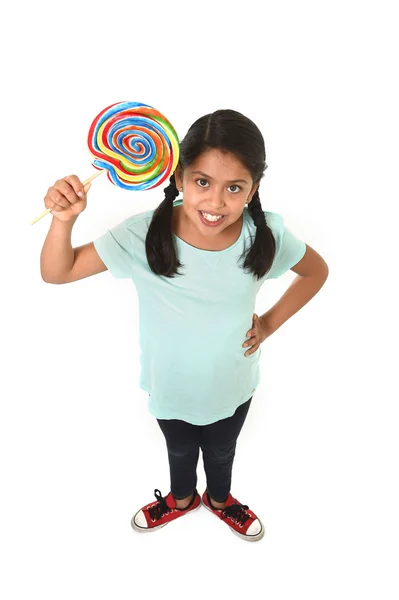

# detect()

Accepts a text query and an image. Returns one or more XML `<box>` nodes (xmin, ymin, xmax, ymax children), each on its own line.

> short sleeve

<box><xmin>266</xmin><ymin>212</ymin><xmax>306</xmax><ymax>279</ymax></box>
<box><xmin>93</xmin><ymin>218</ymin><xmax>136</xmax><ymax>279</ymax></box>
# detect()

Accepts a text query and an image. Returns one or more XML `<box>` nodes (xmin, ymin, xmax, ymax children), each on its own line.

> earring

<box><xmin>180</xmin><ymin>187</ymin><xmax>183</xmax><ymax>192</ymax></box>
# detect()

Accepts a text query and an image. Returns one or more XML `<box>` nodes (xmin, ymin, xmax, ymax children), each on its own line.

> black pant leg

<box><xmin>157</xmin><ymin>418</ymin><xmax>201</xmax><ymax>500</ymax></box>
<box><xmin>200</xmin><ymin>398</ymin><xmax>252</xmax><ymax>503</ymax></box>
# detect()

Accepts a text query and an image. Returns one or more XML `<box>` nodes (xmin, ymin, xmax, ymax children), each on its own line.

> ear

<box><xmin>174</xmin><ymin>165</ymin><xmax>183</xmax><ymax>189</ymax></box>
<box><xmin>247</xmin><ymin>181</ymin><xmax>260</xmax><ymax>203</ymax></box>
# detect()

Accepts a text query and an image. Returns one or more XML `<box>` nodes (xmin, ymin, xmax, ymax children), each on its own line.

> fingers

<box><xmin>245</xmin><ymin>342</ymin><xmax>259</xmax><ymax>357</ymax></box>
<box><xmin>243</xmin><ymin>334</ymin><xmax>256</xmax><ymax>347</ymax></box>
<box><xmin>243</xmin><ymin>314</ymin><xmax>264</xmax><ymax>356</ymax></box>
<box><xmin>45</xmin><ymin>193</ymin><xmax>66</xmax><ymax>212</ymax></box>
<box><xmin>64</xmin><ymin>174</ymin><xmax>86</xmax><ymax>198</ymax></box>
<box><xmin>244</xmin><ymin>326</ymin><xmax>259</xmax><ymax>355</ymax></box>
<box><xmin>56</xmin><ymin>178</ymin><xmax>82</xmax><ymax>205</ymax></box>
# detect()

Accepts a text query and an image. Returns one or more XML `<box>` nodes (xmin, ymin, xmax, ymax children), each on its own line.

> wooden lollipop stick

<box><xmin>30</xmin><ymin>169</ymin><xmax>105</xmax><ymax>225</ymax></box>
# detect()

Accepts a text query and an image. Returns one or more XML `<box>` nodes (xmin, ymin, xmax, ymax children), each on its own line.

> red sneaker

<box><xmin>202</xmin><ymin>490</ymin><xmax>265</xmax><ymax>541</ymax></box>
<box><xmin>131</xmin><ymin>489</ymin><xmax>201</xmax><ymax>533</ymax></box>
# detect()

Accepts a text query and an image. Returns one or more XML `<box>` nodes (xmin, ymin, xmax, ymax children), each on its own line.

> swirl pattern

<box><xmin>87</xmin><ymin>101</ymin><xmax>180</xmax><ymax>190</ymax></box>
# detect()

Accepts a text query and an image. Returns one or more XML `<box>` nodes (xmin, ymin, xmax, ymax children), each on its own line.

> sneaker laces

<box><xmin>222</xmin><ymin>502</ymin><xmax>251</xmax><ymax>526</ymax></box>
<box><xmin>148</xmin><ymin>489</ymin><xmax>172</xmax><ymax>521</ymax></box>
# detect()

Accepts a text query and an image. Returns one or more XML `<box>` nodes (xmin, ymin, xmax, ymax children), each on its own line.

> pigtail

<box><xmin>241</xmin><ymin>189</ymin><xmax>276</xmax><ymax>281</ymax></box>
<box><xmin>145</xmin><ymin>173</ymin><xmax>184</xmax><ymax>277</ymax></box>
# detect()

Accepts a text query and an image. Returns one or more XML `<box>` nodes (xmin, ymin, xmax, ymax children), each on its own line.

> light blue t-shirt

<box><xmin>93</xmin><ymin>200</ymin><xmax>306</xmax><ymax>425</ymax></box>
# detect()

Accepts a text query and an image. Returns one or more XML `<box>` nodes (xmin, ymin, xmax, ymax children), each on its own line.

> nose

<box><xmin>206</xmin><ymin>188</ymin><xmax>225</xmax><ymax>210</ymax></box>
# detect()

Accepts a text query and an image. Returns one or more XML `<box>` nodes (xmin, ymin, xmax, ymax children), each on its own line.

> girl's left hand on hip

<box><xmin>242</xmin><ymin>313</ymin><xmax>271</xmax><ymax>357</ymax></box>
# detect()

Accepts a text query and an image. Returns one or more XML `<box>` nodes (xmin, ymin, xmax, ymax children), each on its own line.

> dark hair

<box><xmin>145</xmin><ymin>109</ymin><xmax>276</xmax><ymax>281</ymax></box>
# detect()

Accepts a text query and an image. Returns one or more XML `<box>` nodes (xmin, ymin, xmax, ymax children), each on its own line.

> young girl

<box><xmin>40</xmin><ymin>109</ymin><xmax>328</xmax><ymax>543</ymax></box>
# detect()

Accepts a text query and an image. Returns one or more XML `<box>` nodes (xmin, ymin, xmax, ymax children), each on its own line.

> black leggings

<box><xmin>156</xmin><ymin>397</ymin><xmax>252</xmax><ymax>503</ymax></box>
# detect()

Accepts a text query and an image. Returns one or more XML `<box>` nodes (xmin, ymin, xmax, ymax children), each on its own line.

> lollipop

<box><xmin>31</xmin><ymin>101</ymin><xmax>180</xmax><ymax>224</ymax></box>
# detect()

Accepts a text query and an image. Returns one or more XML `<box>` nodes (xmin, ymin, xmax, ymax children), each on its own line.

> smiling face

<box><xmin>174</xmin><ymin>148</ymin><xmax>259</xmax><ymax>239</ymax></box>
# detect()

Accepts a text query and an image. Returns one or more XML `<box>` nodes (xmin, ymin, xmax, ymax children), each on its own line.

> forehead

<box><xmin>187</xmin><ymin>149</ymin><xmax>251</xmax><ymax>181</ymax></box>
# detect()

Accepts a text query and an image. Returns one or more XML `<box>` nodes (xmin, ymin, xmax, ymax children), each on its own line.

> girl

<box><xmin>40</xmin><ymin>109</ymin><xmax>328</xmax><ymax>543</ymax></box>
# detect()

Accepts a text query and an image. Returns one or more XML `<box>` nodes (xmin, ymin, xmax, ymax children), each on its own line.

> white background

<box><xmin>1</xmin><ymin>0</ymin><xmax>398</xmax><ymax>598</ymax></box>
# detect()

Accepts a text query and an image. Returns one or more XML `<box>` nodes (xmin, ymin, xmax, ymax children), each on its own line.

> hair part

<box><xmin>145</xmin><ymin>109</ymin><xmax>276</xmax><ymax>281</ymax></box>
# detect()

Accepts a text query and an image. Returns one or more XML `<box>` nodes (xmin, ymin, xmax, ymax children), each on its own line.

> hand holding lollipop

<box><xmin>31</xmin><ymin>101</ymin><xmax>180</xmax><ymax>224</ymax></box>
<box><xmin>41</xmin><ymin>175</ymin><xmax>93</xmax><ymax>223</ymax></box>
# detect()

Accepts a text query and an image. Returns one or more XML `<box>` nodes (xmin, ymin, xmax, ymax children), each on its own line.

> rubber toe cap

<box><xmin>247</xmin><ymin>518</ymin><xmax>262</xmax><ymax>536</ymax></box>
<box><xmin>134</xmin><ymin>509</ymin><xmax>148</xmax><ymax>528</ymax></box>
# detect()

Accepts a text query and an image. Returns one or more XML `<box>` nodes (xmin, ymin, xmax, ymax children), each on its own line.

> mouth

<box><xmin>198</xmin><ymin>210</ymin><xmax>226</xmax><ymax>227</ymax></box>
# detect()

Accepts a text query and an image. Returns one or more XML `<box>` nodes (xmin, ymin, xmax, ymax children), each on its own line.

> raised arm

<box><xmin>40</xmin><ymin>175</ymin><xmax>107</xmax><ymax>284</ymax></box>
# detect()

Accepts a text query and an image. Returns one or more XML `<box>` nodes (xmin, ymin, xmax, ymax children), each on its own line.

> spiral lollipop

<box><xmin>31</xmin><ymin>101</ymin><xmax>180</xmax><ymax>224</ymax></box>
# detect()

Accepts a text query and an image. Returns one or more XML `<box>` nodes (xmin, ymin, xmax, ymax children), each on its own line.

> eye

<box><xmin>228</xmin><ymin>185</ymin><xmax>242</xmax><ymax>193</ymax></box>
<box><xmin>196</xmin><ymin>178</ymin><xmax>209</xmax><ymax>188</ymax></box>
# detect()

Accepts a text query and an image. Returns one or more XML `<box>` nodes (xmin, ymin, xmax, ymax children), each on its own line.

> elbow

<box><xmin>314</xmin><ymin>260</ymin><xmax>329</xmax><ymax>279</ymax></box>
<box><xmin>316</xmin><ymin>266</ymin><xmax>329</xmax><ymax>281</ymax></box>
<box><xmin>41</xmin><ymin>272</ymin><xmax>51</xmax><ymax>284</ymax></box>
<box><xmin>320</xmin><ymin>263</ymin><xmax>329</xmax><ymax>278</ymax></box>
<box><xmin>41</xmin><ymin>273</ymin><xmax>63</xmax><ymax>284</ymax></box>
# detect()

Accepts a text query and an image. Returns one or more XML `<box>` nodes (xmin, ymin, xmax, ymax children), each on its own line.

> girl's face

<box><xmin>174</xmin><ymin>149</ymin><xmax>259</xmax><ymax>237</ymax></box>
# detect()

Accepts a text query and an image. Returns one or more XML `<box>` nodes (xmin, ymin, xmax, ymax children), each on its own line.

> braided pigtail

<box><xmin>241</xmin><ymin>188</ymin><xmax>276</xmax><ymax>280</ymax></box>
<box><xmin>145</xmin><ymin>172</ymin><xmax>184</xmax><ymax>277</ymax></box>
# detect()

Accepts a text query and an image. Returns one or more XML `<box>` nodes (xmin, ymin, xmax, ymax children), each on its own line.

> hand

<box><xmin>44</xmin><ymin>175</ymin><xmax>91</xmax><ymax>222</ymax></box>
<box><xmin>242</xmin><ymin>313</ymin><xmax>272</xmax><ymax>357</ymax></box>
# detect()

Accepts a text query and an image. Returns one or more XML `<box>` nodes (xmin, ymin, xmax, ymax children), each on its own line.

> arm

<box><xmin>260</xmin><ymin>243</ymin><xmax>329</xmax><ymax>335</ymax></box>
<box><xmin>40</xmin><ymin>215</ymin><xmax>107</xmax><ymax>284</ymax></box>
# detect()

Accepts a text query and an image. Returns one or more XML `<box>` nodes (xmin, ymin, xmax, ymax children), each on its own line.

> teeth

<box><xmin>201</xmin><ymin>211</ymin><xmax>223</xmax><ymax>222</ymax></box>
